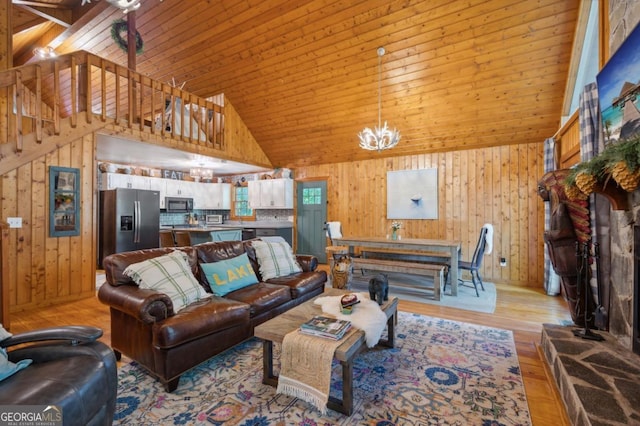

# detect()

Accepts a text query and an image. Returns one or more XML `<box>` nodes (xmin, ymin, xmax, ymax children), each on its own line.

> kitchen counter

<box><xmin>159</xmin><ymin>222</ymin><xmax>293</xmax><ymax>245</ymax></box>
<box><xmin>215</xmin><ymin>221</ymin><xmax>293</xmax><ymax>229</ymax></box>
<box><xmin>161</xmin><ymin>226</ymin><xmax>243</xmax><ymax>232</ymax></box>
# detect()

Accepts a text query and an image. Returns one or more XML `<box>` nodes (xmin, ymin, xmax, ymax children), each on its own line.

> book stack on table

<box><xmin>299</xmin><ymin>316</ymin><xmax>352</xmax><ymax>340</ymax></box>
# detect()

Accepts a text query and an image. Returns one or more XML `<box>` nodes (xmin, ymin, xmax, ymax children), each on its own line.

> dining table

<box><xmin>333</xmin><ymin>236</ymin><xmax>462</xmax><ymax>296</ymax></box>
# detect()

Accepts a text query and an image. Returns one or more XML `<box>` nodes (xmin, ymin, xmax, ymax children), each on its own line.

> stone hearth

<box><xmin>541</xmin><ymin>324</ymin><xmax>640</xmax><ymax>425</ymax></box>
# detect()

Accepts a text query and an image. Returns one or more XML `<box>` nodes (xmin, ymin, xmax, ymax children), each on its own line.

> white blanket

<box><xmin>314</xmin><ymin>292</ymin><xmax>387</xmax><ymax>347</ymax></box>
<box><xmin>483</xmin><ymin>223</ymin><xmax>494</xmax><ymax>254</ymax></box>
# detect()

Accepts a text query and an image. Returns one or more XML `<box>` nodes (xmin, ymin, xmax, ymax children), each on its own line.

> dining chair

<box><xmin>325</xmin><ymin>221</ymin><xmax>349</xmax><ymax>259</ymax></box>
<box><xmin>174</xmin><ymin>231</ymin><xmax>192</xmax><ymax>247</ymax></box>
<box><xmin>444</xmin><ymin>226</ymin><xmax>489</xmax><ymax>297</ymax></box>
<box><xmin>159</xmin><ymin>230</ymin><xmax>176</xmax><ymax>247</ymax></box>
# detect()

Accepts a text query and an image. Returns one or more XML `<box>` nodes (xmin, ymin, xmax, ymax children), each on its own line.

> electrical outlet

<box><xmin>500</xmin><ymin>257</ymin><xmax>507</xmax><ymax>267</ymax></box>
<box><xmin>7</xmin><ymin>217</ymin><xmax>22</xmax><ymax>228</ymax></box>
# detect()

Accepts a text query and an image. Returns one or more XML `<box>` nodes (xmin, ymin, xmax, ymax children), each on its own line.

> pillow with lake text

<box><xmin>201</xmin><ymin>253</ymin><xmax>259</xmax><ymax>296</ymax></box>
<box><xmin>251</xmin><ymin>240</ymin><xmax>302</xmax><ymax>280</ymax></box>
<box><xmin>123</xmin><ymin>250</ymin><xmax>210</xmax><ymax>312</ymax></box>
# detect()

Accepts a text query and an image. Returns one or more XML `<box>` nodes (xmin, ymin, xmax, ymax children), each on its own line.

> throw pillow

<box><xmin>123</xmin><ymin>250</ymin><xmax>210</xmax><ymax>312</ymax></box>
<box><xmin>201</xmin><ymin>253</ymin><xmax>259</xmax><ymax>296</ymax></box>
<box><xmin>251</xmin><ymin>240</ymin><xmax>302</xmax><ymax>280</ymax></box>
<box><xmin>0</xmin><ymin>348</ymin><xmax>31</xmax><ymax>382</ymax></box>
<box><xmin>0</xmin><ymin>325</ymin><xmax>31</xmax><ymax>382</ymax></box>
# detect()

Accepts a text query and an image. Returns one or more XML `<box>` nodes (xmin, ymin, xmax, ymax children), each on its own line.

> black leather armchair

<box><xmin>0</xmin><ymin>326</ymin><xmax>118</xmax><ymax>426</ymax></box>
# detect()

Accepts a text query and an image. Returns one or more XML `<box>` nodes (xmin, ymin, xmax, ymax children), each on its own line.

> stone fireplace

<box><xmin>607</xmin><ymin>191</ymin><xmax>640</xmax><ymax>352</ymax></box>
<box><xmin>540</xmin><ymin>192</ymin><xmax>640</xmax><ymax>424</ymax></box>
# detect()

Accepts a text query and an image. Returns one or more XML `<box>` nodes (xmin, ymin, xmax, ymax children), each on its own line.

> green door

<box><xmin>296</xmin><ymin>180</ymin><xmax>327</xmax><ymax>262</ymax></box>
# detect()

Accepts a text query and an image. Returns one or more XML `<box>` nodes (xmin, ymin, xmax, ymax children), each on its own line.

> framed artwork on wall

<box><xmin>49</xmin><ymin>166</ymin><xmax>80</xmax><ymax>237</ymax></box>
<box><xmin>596</xmin><ymin>20</ymin><xmax>640</xmax><ymax>143</ymax></box>
<box><xmin>387</xmin><ymin>168</ymin><xmax>438</xmax><ymax>219</ymax></box>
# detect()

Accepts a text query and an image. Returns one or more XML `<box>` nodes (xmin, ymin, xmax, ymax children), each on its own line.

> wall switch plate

<box><xmin>7</xmin><ymin>217</ymin><xmax>22</xmax><ymax>228</ymax></box>
<box><xmin>500</xmin><ymin>257</ymin><xmax>507</xmax><ymax>267</ymax></box>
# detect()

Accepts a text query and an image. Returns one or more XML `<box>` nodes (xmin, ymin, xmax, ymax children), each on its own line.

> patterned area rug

<box><xmin>114</xmin><ymin>312</ymin><xmax>531</xmax><ymax>425</ymax></box>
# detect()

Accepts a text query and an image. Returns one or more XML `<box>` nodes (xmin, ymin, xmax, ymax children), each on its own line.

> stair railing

<box><xmin>0</xmin><ymin>51</ymin><xmax>224</xmax><ymax>157</ymax></box>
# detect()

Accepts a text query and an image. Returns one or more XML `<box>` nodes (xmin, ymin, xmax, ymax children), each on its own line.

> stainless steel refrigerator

<box><xmin>99</xmin><ymin>188</ymin><xmax>160</xmax><ymax>266</ymax></box>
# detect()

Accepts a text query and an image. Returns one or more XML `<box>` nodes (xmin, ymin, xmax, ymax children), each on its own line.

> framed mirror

<box><xmin>49</xmin><ymin>166</ymin><xmax>80</xmax><ymax>237</ymax></box>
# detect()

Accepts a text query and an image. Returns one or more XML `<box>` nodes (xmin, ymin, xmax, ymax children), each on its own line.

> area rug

<box><xmin>349</xmin><ymin>271</ymin><xmax>497</xmax><ymax>313</ymax></box>
<box><xmin>114</xmin><ymin>312</ymin><xmax>530</xmax><ymax>425</ymax></box>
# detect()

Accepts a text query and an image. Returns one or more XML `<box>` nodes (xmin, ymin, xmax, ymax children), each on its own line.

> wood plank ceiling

<box><xmin>11</xmin><ymin>0</ymin><xmax>581</xmax><ymax>169</ymax></box>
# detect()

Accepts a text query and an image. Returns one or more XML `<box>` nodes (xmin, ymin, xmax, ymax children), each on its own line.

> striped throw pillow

<box><xmin>124</xmin><ymin>250</ymin><xmax>209</xmax><ymax>312</ymax></box>
<box><xmin>251</xmin><ymin>240</ymin><xmax>302</xmax><ymax>280</ymax></box>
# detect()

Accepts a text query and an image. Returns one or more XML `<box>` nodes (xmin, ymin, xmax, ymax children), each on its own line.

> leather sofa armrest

<box><xmin>0</xmin><ymin>326</ymin><xmax>103</xmax><ymax>348</ymax></box>
<box><xmin>98</xmin><ymin>283</ymin><xmax>174</xmax><ymax>324</ymax></box>
<box><xmin>295</xmin><ymin>255</ymin><xmax>318</xmax><ymax>272</ymax></box>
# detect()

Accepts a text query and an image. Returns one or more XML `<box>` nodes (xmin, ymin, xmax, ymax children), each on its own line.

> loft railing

<box><xmin>0</xmin><ymin>51</ymin><xmax>224</xmax><ymax>154</ymax></box>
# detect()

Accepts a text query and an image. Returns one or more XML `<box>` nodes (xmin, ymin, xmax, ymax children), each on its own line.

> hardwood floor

<box><xmin>8</xmin><ymin>276</ymin><xmax>571</xmax><ymax>425</ymax></box>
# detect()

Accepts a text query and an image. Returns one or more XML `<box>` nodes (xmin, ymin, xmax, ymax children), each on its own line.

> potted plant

<box><xmin>390</xmin><ymin>221</ymin><xmax>402</xmax><ymax>240</ymax></box>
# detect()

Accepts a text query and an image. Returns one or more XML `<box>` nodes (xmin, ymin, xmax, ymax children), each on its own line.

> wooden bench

<box><xmin>351</xmin><ymin>257</ymin><xmax>445</xmax><ymax>301</ymax></box>
<box><xmin>361</xmin><ymin>249</ymin><xmax>450</xmax><ymax>265</ymax></box>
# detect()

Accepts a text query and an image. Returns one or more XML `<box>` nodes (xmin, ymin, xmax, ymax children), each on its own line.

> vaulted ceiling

<box><xmin>10</xmin><ymin>0</ymin><xmax>582</xmax><ymax>169</ymax></box>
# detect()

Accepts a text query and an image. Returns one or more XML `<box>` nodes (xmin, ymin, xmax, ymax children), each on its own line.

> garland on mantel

<box><xmin>111</xmin><ymin>18</ymin><xmax>143</xmax><ymax>55</ymax></box>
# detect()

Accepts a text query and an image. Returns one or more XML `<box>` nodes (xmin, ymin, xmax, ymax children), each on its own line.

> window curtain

<box><xmin>578</xmin><ymin>82</ymin><xmax>609</xmax><ymax>311</ymax></box>
<box><xmin>543</xmin><ymin>137</ymin><xmax>560</xmax><ymax>295</ymax></box>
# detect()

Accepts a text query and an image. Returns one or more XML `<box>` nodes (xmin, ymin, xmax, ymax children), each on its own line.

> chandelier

<box><xmin>107</xmin><ymin>0</ymin><xmax>142</xmax><ymax>13</ymax></box>
<box><xmin>358</xmin><ymin>47</ymin><xmax>401</xmax><ymax>152</ymax></box>
<box><xmin>189</xmin><ymin>167</ymin><xmax>213</xmax><ymax>181</ymax></box>
<box><xmin>33</xmin><ymin>46</ymin><xmax>56</xmax><ymax>59</ymax></box>
<box><xmin>82</xmin><ymin>0</ymin><xmax>163</xmax><ymax>14</ymax></box>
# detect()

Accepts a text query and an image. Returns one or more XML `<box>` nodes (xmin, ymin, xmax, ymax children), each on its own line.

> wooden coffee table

<box><xmin>253</xmin><ymin>288</ymin><xmax>399</xmax><ymax>415</ymax></box>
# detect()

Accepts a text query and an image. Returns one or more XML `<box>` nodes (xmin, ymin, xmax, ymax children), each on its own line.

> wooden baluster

<box><xmin>128</xmin><ymin>69</ymin><xmax>134</xmax><ymax>128</ymax></box>
<box><xmin>85</xmin><ymin>55</ymin><xmax>92</xmax><ymax>124</ymax></box>
<box><xmin>100</xmin><ymin>58</ymin><xmax>106</xmax><ymax>121</ymax></box>
<box><xmin>35</xmin><ymin>64</ymin><xmax>42</xmax><ymax>143</ymax></box>
<box><xmin>70</xmin><ymin>55</ymin><xmax>77</xmax><ymax>128</ymax></box>
<box><xmin>150</xmin><ymin>80</ymin><xmax>156</xmax><ymax>134</ymax></box>
<box><xmin>115</xmin><ymin>66</ymin><xmax>121</xmax><ymax>125</ymax></box>
<box><xmin>53</xmin><ymin>61</ymin><xmax>60</xmax><ymax>134</ymax></box>
<box><xmin>179</xmin><ymin>89</ymin><xmax>184</xmax><ymax>142</ymax></box>
<box><xmin>139</xmin><ymin>74</ymin><xmax>144</xmax><ymax>131</ymax></box>
<box><xmin>161</xmin><ymin>83</ymin><xmax>167</xmax><ymax>136</ymax></box>
<box><xmin>14</xmin><ymin>70</ymin><xmax>23</xmax><ymax>152</ymax></box>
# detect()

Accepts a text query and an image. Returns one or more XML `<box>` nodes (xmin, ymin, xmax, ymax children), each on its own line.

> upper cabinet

<box><xmin>147</xmin><ymin>178</ymin><xmax>167</xmax><ymax>208</ymax></box>
<box><xmin>198</xmin><ymin>183</ymin><xmax>231</xmax><ymax>210</ymax></box>
<box><xmin>100</xmin><ymin>173</ymin><xmax>150</xmax><ymax>190</ymax></box>
<box><xmin>164</xmin><ymin>179</ymin><xmax>197</xmax><ymax>198</ymax></box>
<box><xmin>99</xmin><ymin>173</ymin><xmax>231</xmax><ymax>210</ymax></box>
<box><xmin>248</xmin><ymin>178</ymin><xmax>293</xmax><ymax>209</ymax></box>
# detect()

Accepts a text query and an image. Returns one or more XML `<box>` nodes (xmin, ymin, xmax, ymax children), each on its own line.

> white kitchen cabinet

<box><xmin>198</xmin><ymin>183</ymin><xmax>231</xmax><ymax>210</ymax></box>
<box><xmin>248</xmin><ymin>178</ymin><xmax>293</xmax><ymax>209</ymax></box>
<box><xmin>147</xmin><ymin>178</ymin><xmax>166</xmax><ymax>208</ymax></box>
<box><xmin>164</xmin><ymin>179</ymin><xmax>196</xmax><ymax>198</ymax></box>
<box><xmin>100</xmin><ymin>173</ymin><xmax>150</xmax><ymax>190</ymax></box>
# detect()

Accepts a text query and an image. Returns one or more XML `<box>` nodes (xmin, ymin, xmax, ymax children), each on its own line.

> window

<box><xmin>302</xmin><ymin>187</ymin><xmax>321</xmax><ymax>205</ymax></box>
<box><xmin>232</xmin><ymin>186</ymin><xmax>254</xmax><ymax>220</ymax></box>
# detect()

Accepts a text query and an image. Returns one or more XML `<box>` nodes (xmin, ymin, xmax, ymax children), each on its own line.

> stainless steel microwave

<box><xmin>165</xmin><ymin>197</ymin><xmax>193</xmax><ymax>212</ymax></box>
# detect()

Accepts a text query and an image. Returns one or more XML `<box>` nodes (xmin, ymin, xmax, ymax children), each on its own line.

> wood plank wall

<box><xmin>295</xmin><ymin>143</ymin><xmax>545</xmax><ymax>287</ymax></box>
<box><xmin>1</xmin><ymin>132</ymin><xmax>97</xmax><ymax>317</ymax></box>
<box><xmin>0</xmin><ymin>129</ymin><xmax>544</xmax><ymax>322</ymax></box>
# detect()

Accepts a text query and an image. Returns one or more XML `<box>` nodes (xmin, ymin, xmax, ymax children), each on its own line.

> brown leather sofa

<box><xmin>0</xmin><ymin>326</ymin><xmax>117</xmax><ymax>426</ymax></box>
<box><xmin>98</xmin><ymin>239</ymin><xmax>326</xmax><ymax>392</ymax></box>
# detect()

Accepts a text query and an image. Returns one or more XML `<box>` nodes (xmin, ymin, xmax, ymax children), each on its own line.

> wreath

<box><xmin>110</xmin><ymin>18</ymin><xmax>143</xmax><ymax>55</ymax></box>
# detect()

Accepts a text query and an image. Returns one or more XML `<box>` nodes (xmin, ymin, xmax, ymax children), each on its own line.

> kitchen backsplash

<box><xmin>160</xmin><ymin>209</ymin><xmax>293</xmax><ymax>226</ymax></box>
